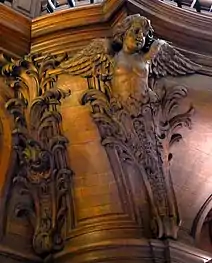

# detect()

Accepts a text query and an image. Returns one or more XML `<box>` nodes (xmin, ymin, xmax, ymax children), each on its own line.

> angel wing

<box><xmin>150</xmin><ymin>40</ymin><xmax>202</xmax><ymax>78</ymax></box>
<box><xmin>53</xmin><ymin>38</ymin><xmax>114</xmax><ymax>82</ymax></box>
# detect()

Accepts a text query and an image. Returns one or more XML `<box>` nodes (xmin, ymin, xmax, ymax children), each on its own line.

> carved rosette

<box><xmin>1</xmin><ymin>54</ymin><xmax>74</xmax><ymax>258</ymax></box>
<box><xmin>81</xmin><ymin>82</ymin><xmax>193</xmax><ymax>240</ymax></box>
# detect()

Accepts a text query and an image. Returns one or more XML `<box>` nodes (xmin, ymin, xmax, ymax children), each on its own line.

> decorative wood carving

<box><xmin>50</xmin><ymin>14</ymin><xmax>198</xmax><ymax>240</ymax></box>
<box><xmin>127</xmin><ymin>0</ymin><xmax>212</xmax><ymax>69</ymax></box>
<box><xmin>81</xmin><ymin>80</ymin><xmax>193</xmax><ymax>240</ymax></box>
<box><xmin>1</xmin><ymin>54</ymin><xmax>74</xmax><ymax>259</ymax></box>
<box><xmin>1</xmin><ymin>0</ymin><xmax>212</xmax><ymax>72</ymax></box>
<box><xmin>31</xmin><ymin>0</ymin><xmax>127</xmax><ymax>59</ymax></box>
<box><xmin>0</xmin><ymin>5</ymin><xmax>211</xmax><ymax>262</ymax></box>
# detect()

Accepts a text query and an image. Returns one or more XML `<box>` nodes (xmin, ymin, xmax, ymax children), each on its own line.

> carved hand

<box><xmin>144</xmin><ymin>39</ymin><xmax>166</xmax><ymax>61</ymax></box>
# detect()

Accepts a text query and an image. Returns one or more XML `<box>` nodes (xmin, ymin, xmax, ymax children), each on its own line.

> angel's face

<box><xmin>123</xmin><ymin>21</ymin><xmax>148</xmax><ymax>53</ymax></box>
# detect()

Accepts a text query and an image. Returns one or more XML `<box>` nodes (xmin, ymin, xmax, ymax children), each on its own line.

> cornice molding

<box><xmin>30</xmin><ymin>0</ymin><xmax>126</xmax><ymax>56</ymax></box>
<box><xmin>53</xmin><ymin>238</ymin><xmax>212</xmax><ymax>262</ymax></box>
<box><xmin>54</xmin><ymin>238</ymin><xmax>152</xmax><ymax>262</ymax></box>
<box><xmin>30</xmin><ymin>0</ymin><xmax>212</xmax><ymax>70</ymax></box>
<box><xmin>1</xmin><ymin>0</ymin><xmax>212</xmax><ymax>69</ymax></box>
<box><xmin>32</xmin><ymin>0</ymin><xmax>125</xmax><ymax>38</ymax></box>
<box><xmin>0</xmin><ymin>4</ymin><xmax>31</xmax><ymax>58</ymax></box>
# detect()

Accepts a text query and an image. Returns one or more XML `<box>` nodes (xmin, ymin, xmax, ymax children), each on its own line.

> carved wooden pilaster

<box><xmin>81</xmin><ymin>81</ymin><xmax>193</xmax><ymax>240</ymax></box>
<box><xmin>0</xmin><ymin>54</ymin><xmax>74</xmax><ymax>260</ymax></box>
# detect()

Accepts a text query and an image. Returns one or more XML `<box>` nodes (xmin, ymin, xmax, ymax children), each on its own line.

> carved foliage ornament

<box><xmin>0</xmin><ymin>53</ymin><xmax>74</xmax><ymax>258</ymax></box>
<box><xmin>81</xmin><ymin>83</ymin><xmax>193</xmax><ymax>239</ymax></box>
<box><xmin>49</xmin><ymin>14</ymin><xmax>200</xmax><ymax>240</ymax></box>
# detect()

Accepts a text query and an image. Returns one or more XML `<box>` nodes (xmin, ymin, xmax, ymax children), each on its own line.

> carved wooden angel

<box><xmin>49</xmin><ymin>14</ymin><xmax>203</xmax><ymax>239</ymax></box>
<box><xmin>51</xmin><ymin>14</ymin><xmax>201</xmax><ymax>104</ymax></box>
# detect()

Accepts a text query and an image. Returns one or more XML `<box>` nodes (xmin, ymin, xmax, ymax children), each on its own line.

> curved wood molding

<box><xmin>0</xmin><ymin>4</ymin><xmax>31</xmax><ymax>58</ymax></box>
<box><xmin>191</xmin><ymin>195</ymin><xmax>212</xmax><ymax>245</ymax></box>
<box><xmin>1</xmin><ymin>0</ymin><xmax>212</xmax><ymax>70</ymax></box>
<box><xmin>30</xmin><ymin>0</ymin><xmax>212</xmax><ymax>71</ymax></box>
<box><xmin>54</xmin><ymin>238</ymin><xmax>152</xmax><ymax>263</ymax></box>
<box><xmin>0</xmin><ymin>244</ymin><xmax>43</xmax><ymax>263</ymax></box>
<box><xmin>32</xmin><ymin>0</ymin><xmax>125</xmax><ymax>37</ymax></box>
<box><xmin>31</xmin><ymin>0</ymin><xmax>127</xmax><ymax>56</ymax></box>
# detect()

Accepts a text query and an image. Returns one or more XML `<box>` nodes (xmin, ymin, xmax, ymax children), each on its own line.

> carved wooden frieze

<box><xmin>0</xmin><ymin>54</ymin><xmax>74</xmax><ymax>259</ymax></box>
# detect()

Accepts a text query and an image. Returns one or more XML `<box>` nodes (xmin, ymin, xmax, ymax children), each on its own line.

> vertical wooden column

<box><xmin>55</xmin><ymin>74</ymin><xmax>150</xmax><ymax>263</ymax></box>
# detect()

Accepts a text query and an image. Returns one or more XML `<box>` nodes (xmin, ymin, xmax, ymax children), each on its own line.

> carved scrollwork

<box><xmin>1</xmin><ymin>54</ymin><xmax>74</xmax><ymax>258</ymax></box>
<box><xmin>81</xmin><ymin>81</ymin><xmax>193</xmax><ymax>240</ymax></box>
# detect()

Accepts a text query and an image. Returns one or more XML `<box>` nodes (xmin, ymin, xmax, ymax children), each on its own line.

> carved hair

<box><xmin>112</xmin><ymin>14</ymin><xmax>154</xmax><ymax>52</ymax></box>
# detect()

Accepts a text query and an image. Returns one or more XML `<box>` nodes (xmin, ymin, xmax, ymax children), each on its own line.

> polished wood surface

<box><xmin>31</xmin><ymin>0</ymin><xmax>126</xmax><ymax>56</ymax></box>
<box><xmin>31</xmin><ymin>0</ymin><xmax>212</xmax><ymax>69</ymax></box>
<box><xmin>0</xmin><ymin>1</ymin><xmax>212</xmax><ymax>262</ymax></box>
<box><xmin>165</xmin><ymin>74</ymin><xmax>212</xmax><ymax>252</ymax></box>
<box><xmin>0</xmin><ymin>3</ymin><xmax>31</xmax><ymax>57</ymax></box>
<box><xmin>1</xmin><ymin>0</ymin><xmax>212</xmax><ymax>63</ymax></box>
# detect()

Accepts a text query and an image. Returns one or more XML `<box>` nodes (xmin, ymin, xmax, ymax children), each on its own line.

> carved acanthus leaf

<box><xmin>2</xmin><ymin>54</ymin><xmax>74</xmax><ymax>259</ymax></box>
<box><xmin>81</xmin><ymin>81</ymin><xmax>193</xmax><ymax>240</ymax></box>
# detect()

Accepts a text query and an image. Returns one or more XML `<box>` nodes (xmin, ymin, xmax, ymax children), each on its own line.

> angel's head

<box><xmin>113</xmin><ymin>14</ymin><xmax>154</xmax><ymax>53</ymax></box>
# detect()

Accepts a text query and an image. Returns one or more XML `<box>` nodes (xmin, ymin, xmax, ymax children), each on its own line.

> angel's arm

<box><xmin>144</xmin><ymin>39</ymin><xmax>166</xmax><ymax>62</ymax></box>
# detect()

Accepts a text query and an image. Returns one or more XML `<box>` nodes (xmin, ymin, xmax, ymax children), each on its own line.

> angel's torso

<box><xmin>112</xmin><ymin>51</ymin><xmax>150</xmax><ymax>102</ymax></box>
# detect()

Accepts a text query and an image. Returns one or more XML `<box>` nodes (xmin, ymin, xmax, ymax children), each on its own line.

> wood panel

<box><xmin>12</xmin><ymin>0</ymin><xmax>42</xmax><ymax>18</ymax></box>
<box><xmin>30</xmin><ymin>0</ymin><xmax>212</xmax><ymax>70</ymax></box>
<box><xmin>163</xmin><ymin>74</ymin><xmax>212</xmax><ymax>252</ymax></box>
<box><xmin>1</xmin><ymin>0</ymin><xmax>212</xmax><ymax>65</ymax></box>
<box><xmin>1</xmin><ymin>1</ymin><xmax>212</xmax><ymax>261</ymax></box>
<box><xmin>30</xmin><ymin>0</ymin><xmax>127</xmax><ymax>56</ymax></box>
<box><xmin>0</xmin><ymin>3</ymin><xmax>31</xmax><ymax>57</ymax></box>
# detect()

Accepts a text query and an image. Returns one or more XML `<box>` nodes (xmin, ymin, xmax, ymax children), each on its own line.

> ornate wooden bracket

<box><xmin>1</xmin><ymin>54</ymin><xmax>74</xmax><ymax>258</ymax></box>
<box><xmin>81</xmin><ymin>81</ymin><xmax>193</xmax><ymax>240</ymax></box>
